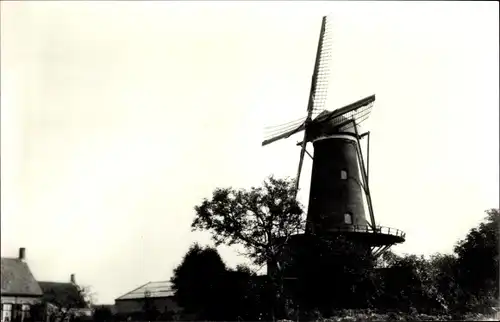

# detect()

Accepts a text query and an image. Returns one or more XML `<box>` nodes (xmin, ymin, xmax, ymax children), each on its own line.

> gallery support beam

<box><xmin>352</xmin><ymin>124</ymin><xmax>376</xmax><ymax>230</ymax></box>
<box><xmin>360</xmin><ymin>131</ymin><xmax>371</xmax><ymax>185</ymax></box>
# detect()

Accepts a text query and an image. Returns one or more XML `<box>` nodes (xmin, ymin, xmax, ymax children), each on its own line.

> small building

<box><xmin>114</xmin><ymin>281</ymin><xmax>180</xmax><ymax>319</ymax></box>
<box><xmin>1</xmin><ymin>248</ymin><xmax>43</xmax><ymax>322</ymax></box>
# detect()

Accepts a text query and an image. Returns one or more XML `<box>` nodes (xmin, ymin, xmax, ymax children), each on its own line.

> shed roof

<box><xmin>115</xmin><ymin>281</ymin><xmax>174</xmax><ymax>301</ymax></box>
<box><xmin>0</xmin><ymin>257</ymin><xmax>43</xmax><ymax>296</ymax></box>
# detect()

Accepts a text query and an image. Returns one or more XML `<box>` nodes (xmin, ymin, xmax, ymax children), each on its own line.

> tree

<box><xmin>453</xmin><ymin>208</ymin><xmax>499</xmax><ymax>312</ymax></box>
<box><xmin>191</xmin><ymin>175</ymin><xmax>305</xmax><ymax>319</ymax></box>
<box><xmin>170</xmin><ymin>243</ymin><xmax>228</xmax><ymax>320</ymax></box>
<box><xmin>427</xmin><ymin>253</ymin><xmax>461</xmax><ymax>313</ymax></box>
<box><xmin>386</xmin><ymin>254</ymin><xmax>449</xmax><ymax>312</ymax></box>
<box><xmin>371</xmin><ymin>208</ymin><xmax>499</xmax><ymax>316</ymax></box>
<box><xmin>293</xmin><ymin>235</ymin><xmax>376</xmax><ymax>316</ymax></box>
<box><xmin>42</xmin><ymin>283</ymin><xmax>94</xmax><ymax>322</ymax></box>
<box><xmin>368</xmin><ymin>250</ymin><xmax>459</xmax><ymax>315</ymax></box>
<box><xmin>217</xmin><ymin>265</ymin><xmax>265</xmax><ymax>321</ymax></box>
<box><xmin>26</xmin><ymin>304</ymin><xmax>46</xmax><ymax>322</ymax></box>
<box><xmin>143</xmin><ymin>292</ymin><xmax>160</xmax><ymax>322</ymax></box>
<box><xmin>235</xmin><ymin>264</ymin><xmax>256</xmax><ymax>275</ymax></box>
<box><xmin>93</xmin><ymin>306</ymin><xmax>113</xmax><ymax>322</ymax></box>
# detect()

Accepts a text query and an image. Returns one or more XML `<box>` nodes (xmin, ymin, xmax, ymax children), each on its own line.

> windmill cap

<box><xmin>309</xmin><ymin>114</ymin><xmax>357</xmax><ymax>139</ymax></box>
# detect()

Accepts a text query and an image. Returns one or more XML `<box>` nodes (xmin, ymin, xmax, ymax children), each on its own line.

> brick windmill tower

<box><xmin>262</xmin><ymin>15</ymin><xmax>405</xmax><ymax>263</ymax></box>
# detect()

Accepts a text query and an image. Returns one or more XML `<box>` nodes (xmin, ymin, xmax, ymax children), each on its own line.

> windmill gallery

<box><xmin>261</xmin><ymin>16</ymin><xmax>406</xmax><ymax>280</ymax></box>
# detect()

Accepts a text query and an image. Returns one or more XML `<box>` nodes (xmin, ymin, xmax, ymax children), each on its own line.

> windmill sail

<box><xmin>308</xmin><ymin>15</ymin><xmax>333</xmax><ymax>115</ymax></box>
<box><xmin>294</xmin><ymin>15</ymin><xmax>334</xmax><ymax>194</ymax></box>
<box><xmin>262</xmin><ymin>122</ymin><xmax>306</xmax><ymax>146</ymax></box>
<box><xmin>262</xmin><ymin>15</ymin><xmax>334</xmax><ymax>147</ymax></box>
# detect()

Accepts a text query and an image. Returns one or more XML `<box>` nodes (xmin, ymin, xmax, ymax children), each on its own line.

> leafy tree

<box><xmin>191</xmin><ymin>175</ymin><xmax>305</xmax><ymax>319</ymax></box>
<box><xmin>93</xmin><ymin>306</ymin><xmax>113</xmax><ymax>322</ymax></box>
<box><xmin>427</xmin><ymin>253</ymin><xmax>461</xmax><ymax>312</ymax></box>
<box><xmin>143</xmin><ymin>294</ymin><xmax>160</xmax><ymax>322</ymax></box>
<box><xmin>293</xmin><ymin>235</ymin><xmax>376</xmax><ymax>316</ymax></box>
<box><xmin>170</xmin><ymin>243</ymin><xmax>227</xmax><ymax>320</ymax></box>
<box><xmin>385</xmin><ymin>254</ymin><xmax>448</xmax><ymax>312</ymax></box>
<box><xmin>217</xmin><ymin>266</ymin><xmax>266</xmax><ymax>321</ymax></box>
<box><xmin>25</xmin><ymin>304</ymin><xmax>45</xmax><ymax>322</ymax></box>
<box><xmin>42</xmin><ymin>283</ymin><xmax>94</xmax><ymax>322</ymax></box>
<box><xmin>453</xmin><ymin>208</ymin><xmax>499</xmax><ymax>312</ymax></box>
<box><xmin>235</xmin><ymin>263</ymin><xmax>255</xmax><ymax>275</ymax></box>
<box><xmin>368</xmin><ymin>251</ymin><xmax>458</xmax><ymax>315</ymax></box>
<box><xmin>371</xmin><ymin>209</ymin><xmax>499</xmax><ymax>315</ymax></box>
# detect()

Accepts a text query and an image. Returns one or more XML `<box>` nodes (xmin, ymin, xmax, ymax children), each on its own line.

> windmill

<box><xmin>262</xmin><ymin>15</ymin><xmax>405</xmax><ymax>258</ymax></box>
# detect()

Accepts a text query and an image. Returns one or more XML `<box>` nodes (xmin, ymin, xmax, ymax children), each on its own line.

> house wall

<box><xmin>1</xmin><ymin>296</ymin><xmax>42</xmax><ymax>322</ymax></box>
<box><xmin>114</xmin><ymin>297</ymin><xmax>181</xmax><ymax>315</ymax></box>
<box><xmin>1</xmin><ymin>297</ymin><xmax>41</xmax><ymax>305</ymax></box>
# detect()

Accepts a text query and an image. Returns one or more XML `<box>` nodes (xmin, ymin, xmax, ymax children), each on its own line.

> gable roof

<box><xmin>38</xmin><ymin>282</ymin><xmax>87</xmax><ymax>308</ymax></box>
<box><xmin>115</xmin><ymin>281</ymin><xmax>174</xmax><ymax>301</ymax></box>
<box><xmin>1</xmin><ymin>257</ymin><xmax>43</xmax><ymax>296</ymax></box>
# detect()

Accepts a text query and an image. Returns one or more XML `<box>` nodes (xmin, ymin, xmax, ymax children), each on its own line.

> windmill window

<box><xmin>340</xmin><ymin>170</ymin><xmax>348</xmax><ymax>180</ymax></box>
<box><xmin>344</xmin><ymin>213</ymin><xmax>353</xmax><ymax>225</ymax></box>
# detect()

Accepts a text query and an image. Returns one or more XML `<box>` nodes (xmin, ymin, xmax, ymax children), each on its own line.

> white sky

<box><xmin>1</xmin><ymin>1</ymin><xmax>498</xmax><ymax>304</ymax></box>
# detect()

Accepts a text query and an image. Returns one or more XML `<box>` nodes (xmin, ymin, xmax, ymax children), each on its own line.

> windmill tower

<box><xmin>262</xmin><ymin>15</ymin><xmax>405</xmax><ymax>258</ymax></box>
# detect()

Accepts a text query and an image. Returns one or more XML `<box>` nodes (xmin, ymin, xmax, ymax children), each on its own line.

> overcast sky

<box><xmin>1</xmin><ymin>1</ymin><xmax>498</xmax><ymax>304</ymax></box>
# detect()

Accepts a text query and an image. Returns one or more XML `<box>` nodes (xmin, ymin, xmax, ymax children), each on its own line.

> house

<box><xmin>38</xmin><ymin>274</ymin><xmax>91</xmax><ymax>317</ymax></box>
<box><xmin>114</xmin><ymin>281</ymin><xmax>181</xmax><ymax>319</ymax></box>
<box><xmin>1</xmin><ymin>248</ymin><xmax>44</xmax><ymax>322</ymax></box>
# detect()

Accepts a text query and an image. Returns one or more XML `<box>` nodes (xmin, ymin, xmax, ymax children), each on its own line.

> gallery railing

<box><xmin>326</xmin><ymin>225</ymin><xmax>406</xmax><ymax>239</ymax></box>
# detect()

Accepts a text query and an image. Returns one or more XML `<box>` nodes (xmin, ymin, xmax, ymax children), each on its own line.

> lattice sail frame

<box><xmin>263</xmin><ymin>15</ymin><xmax>334</xmax><ymax>143</ymax></box>
<box><xmin>311</xmin><ymin>15</ymin><xmax>334</xmax><ymax>114</ymax></box>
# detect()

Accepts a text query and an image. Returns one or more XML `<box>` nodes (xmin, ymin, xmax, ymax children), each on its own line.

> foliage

<box><xmin>25</xmin><ymin>304</ymin><xmax>45</xmax><ymax>322</ymax></box>
<box><xmin>292</xmin><ymin>235</ymin><xmax>376</xmax><ymax>316</ymax></box>
<box><xmin>312</xmin><ymin>309</ymin><xmax>499</xmax><ymax>321</ymax></box>
<box><xmin>184</xmin><ymin>172</ymin><xmax>498</xmax><ymax>320</ymax></box>
<box><xmin>45</xmin><ymin>285</ymin><xmax>92</xmax><ymax>309</ymax></box>
<box><xmin>319</xmin><ymin>309</ymin><xmax>454</xmax><ymax>321</ymax></box>
<box><xmin>170</xmin><ymin>243</ymin><xmax>272</xmax><ymax>321</ymax></box>
<box><xmin>217</xmin><ymin>267</ymin><xmax>269</xmax><ymax>321</ymax></box>
<box><xmin>371</xmin><ymin>208</ymin><xmax>499</xmax><ymax>315</ymax></box>
<box><xmin>43</xmin><ymin>284</ymin><xmax>94</xmax><ymax>322</ymax></box>
<box><xmin>453</xmin><ymin>208</ymin><xmax>499</xmax><ymax>312</ymax></box>
<box><xmin>191</xmin><ymin>175</ymin><xmax>305</xmax><ymax>318</ymax></box>
<box><xmin>92</xmin><ymin>306</ymin><xmax>112</xmax><ymax>322</ymax></box>
<box><xmin>374</xmin><ymin>253</ymin><xmax>450</xmax><ymax>313</ymax></box>
<box><xmin>192</xmin><ymin>175</ymin><xmax>305</xmax><ymax>266</ymax></box>
<box><xmin>142</xmin><ymin>296</ymin><xmax>160</xmax><ymax>322</ymax></box>
<box><xmin>235</xmin><ymin>263</ymin><xmax>256</xmax><ymax>275</ymax></box>
<box><xmin>170</xmin><ymin>243</ymin><xmax>227</xmax><ymax>320</ymax></box>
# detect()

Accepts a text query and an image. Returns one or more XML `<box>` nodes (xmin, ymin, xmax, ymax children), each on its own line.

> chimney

<box><xmin>19</xmin><ymin>248</ymin><xmax>26</xmax><ymax>261</ymax></box>
<box><xmin>70</xmin><ymin>274</ymin><xmax>76</xmax><ymax>284</ymax></box>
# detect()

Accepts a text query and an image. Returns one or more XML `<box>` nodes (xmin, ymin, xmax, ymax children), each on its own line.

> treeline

<box><xmin>167</xmin><ymin>177</ymin><xmax>498</xmax><ymax>320</ymax></box>
<box><xmin>169</xmin><ymin>209</ymin><xmax>498</xmax><ymax>320</ymax></box>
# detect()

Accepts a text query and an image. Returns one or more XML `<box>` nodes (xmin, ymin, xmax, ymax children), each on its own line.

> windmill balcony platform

<box><xmin>318</xmin><ymin>224</ymin><xmax>406</xmax><ymax>246</ymax></box>
<box><xmin>279</xmin><ymin>225</ymin><xmax>406</xmax><ymax>252</ymax></box>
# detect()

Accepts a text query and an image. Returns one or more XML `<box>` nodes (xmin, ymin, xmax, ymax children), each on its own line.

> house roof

<box><xmin>115</xmin><ymin>281</ymin><xmax>174</xmax><ymax>301</ymax></box>
<box><xmin>0</xmin><ymin>257</ymin><xmax>43</xmax><ymax>296</ymax></box>
<box><xmin>38</xmin><ymin>281</ymin><xmax>87</xmax><ymax>308</ymax></box>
